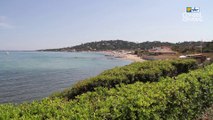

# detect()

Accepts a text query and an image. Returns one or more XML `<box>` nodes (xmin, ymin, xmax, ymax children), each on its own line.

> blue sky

<box><xmin>0</xmin><ymin>0</ymin><xmax>212</xmax><ymax>50</ymax></box>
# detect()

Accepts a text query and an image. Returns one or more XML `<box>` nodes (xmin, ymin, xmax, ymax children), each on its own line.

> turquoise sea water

<box><xmin>0</xmin><ymin>51</ymin><xmax>131</xmax><ymax>103</ymax></box>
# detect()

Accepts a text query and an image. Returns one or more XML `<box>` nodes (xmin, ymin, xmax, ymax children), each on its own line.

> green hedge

<box><xmin>0</xmin><ymin>63</ymin><xmax>212</xmax><ymax>120</ymax></box>
<box><xmin>75</xmin><ymin>63</ymin><xmax>212</xmax><ymax>120</ymax></box>
<box><xmin>55</xmin><ymin>59</ymin><xmax>197</xmax><ymax>100</ymax></box>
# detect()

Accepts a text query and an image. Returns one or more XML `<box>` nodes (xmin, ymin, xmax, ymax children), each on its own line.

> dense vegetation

<box><xmin>42</xmin><ymin>40</ymin><xmax>173</xmax><ymax>51</ymax></box>
<box><xmin>198</xmin><ymin>105</ymin><xmax>213</xmax><ymax>120</ymax></box>
<box><xmin>172</xmin><ymin>41</ymin><xmax>213</xmax><ymax>53</ymax></box>
<box><xmin>42</xmin><ymin>40</ymin><xmax>139</xmax><ymax>51</ymax></box>
<box><xmin>41</xmin><ymin>40</ymin><xmax>213</xmax><ymax>53</ymax></box>
<box><xmin>54</xmin><ymin>59</ymin><xmax>197</xmax><ymax>100</ymax></box>
<box><xmin>0</xmin><ymin>61</ymin><xmax>212</xmax><ymax>119</ymax></box>
<box><xmin>203</xmin><ymin>41</ymin><xmax>213</xmax><ymax>52</ymax></box>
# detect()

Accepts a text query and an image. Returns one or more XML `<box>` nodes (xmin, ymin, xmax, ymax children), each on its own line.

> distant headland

<box><xmin>39</xmin><ymin>40</ymin><xmax>213</xmax><ymax>53</ymax></box>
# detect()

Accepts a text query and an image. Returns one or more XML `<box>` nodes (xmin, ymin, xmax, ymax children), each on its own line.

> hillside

<box><xmin>41</xmin><ymin>40</ymin><xmax>213</xmax><ymax>53</ymax></box>
<box><xmin>69</xmin><ymin>40</ymin><xmax>139</xmax><ymax>51</ymax></box>
<box><xmin>172</xmin><ymin>41</ymin><xmax>213</xmax><ymax>53</ymax></box>
<box><xmin>41</xmin><ymin>40</ymin><xmax>174</xmax><ymax>51</ymax></box>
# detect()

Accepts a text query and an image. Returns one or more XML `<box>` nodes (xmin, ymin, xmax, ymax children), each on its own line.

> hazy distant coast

<box><xmin>40</xmin><ymin>40</ymin><xmax>212</xmax><ymax>53</ymax></box>
<box><xmin>39</xmin><ymin>40</ymin><xmax>213</xmax><ymax>61</ymax></box>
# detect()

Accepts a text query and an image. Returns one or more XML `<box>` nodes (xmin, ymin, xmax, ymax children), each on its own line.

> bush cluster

<box><xmin>55</xmin><ymin>59</ymin><xmax>197</xmax><ymax>100</ymax></box>
<box><xmin>73</xmin><ymin>64</ymin><xmax>213</xmax><ymax>119</ymax></box>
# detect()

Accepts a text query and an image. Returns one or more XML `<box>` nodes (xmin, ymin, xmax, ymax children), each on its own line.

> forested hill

<box><xmin>69</xmin><ymin>40</ymin><xmax>139</xmax><ymax>51</ymax></box>
<box><xmin>41</xmin><ymin>40</ymin><xmax>213</xmax><ymax>53</ymax></box>
<box><xmin>41</xmin><ymin>40</ymin><xmax>173</xmax><ymax>51</ymax></box>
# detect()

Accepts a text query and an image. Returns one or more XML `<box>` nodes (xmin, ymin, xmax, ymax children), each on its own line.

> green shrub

<box><xmin>67</xmin><ymin>63</ymin><xmax>213</xmax><ymax>119</ymax></box>
<box><xmin>170</xmin><ymin>59</ymin><xmax>198</xmax><ymax>74</ymax></box>
<box><xmin>55</xmin><ymin>59</ymin><xmax>197</xmax><ymax>100</ymax></box>
<box><xmin>87</xmin><ymin>63</ymin><xmax>212</xmax><ymax>119</ymax></box>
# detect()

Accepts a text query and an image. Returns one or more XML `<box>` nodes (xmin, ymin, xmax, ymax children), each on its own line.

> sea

<box><xmin>0</xmin><ymin>51</ymin><xmax>131</xmax><ymax>103</ymax></box>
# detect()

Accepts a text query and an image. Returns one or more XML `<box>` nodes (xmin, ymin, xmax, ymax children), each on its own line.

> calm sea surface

<box><xmin>0</xmin><ymin>51</ymin><xmax>131</xmax><ymax>103</ymax></box>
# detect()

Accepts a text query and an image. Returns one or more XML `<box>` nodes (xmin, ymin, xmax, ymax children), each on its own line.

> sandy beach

<box><xmin>100</xmin><ymin>51</ymin><xmax>145</xmax><ymax>62</ymax></box>
<box><xmin>123</xmin><ymin>54</ymin><xmax>145</xmax><ymax>62</ymax></box>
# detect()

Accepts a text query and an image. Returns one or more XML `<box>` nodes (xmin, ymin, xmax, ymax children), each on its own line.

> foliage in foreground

<box><xmin>0</xmin><ymin>63</ymin><xmax>212</xmax><ymax>120</ymax></box>
<box><xmin>197</xmin><ymin>105</ymin><xmax>213</xmax><ymax>120</ymax></box>
<box><xmin>54</xmin><ymin>59</ymin><xmax>197</xmax><ymax>100</ymax></box>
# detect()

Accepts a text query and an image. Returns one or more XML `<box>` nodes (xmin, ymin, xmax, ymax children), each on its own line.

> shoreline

<box><xmin>38</xmin><ymin>50</ymin><xmax>145</xmax><ymax>62</ymax></box>
<box><xmin>99</xmin><ymin>51</ymin><xmax>145</xmax><ymax>62</ymax></box>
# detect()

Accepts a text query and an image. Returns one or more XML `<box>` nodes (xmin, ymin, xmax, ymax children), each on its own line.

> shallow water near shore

<box><xmin>0</xmin><ymin>51</ymin><xmax>131</xmax><ymax>103</ymax></box>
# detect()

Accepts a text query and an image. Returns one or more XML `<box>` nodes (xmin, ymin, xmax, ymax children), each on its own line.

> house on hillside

<box><xmin>148</xmin><ymin>46</ymin><xmax>176</xmax><ymax>55</ymax></box>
